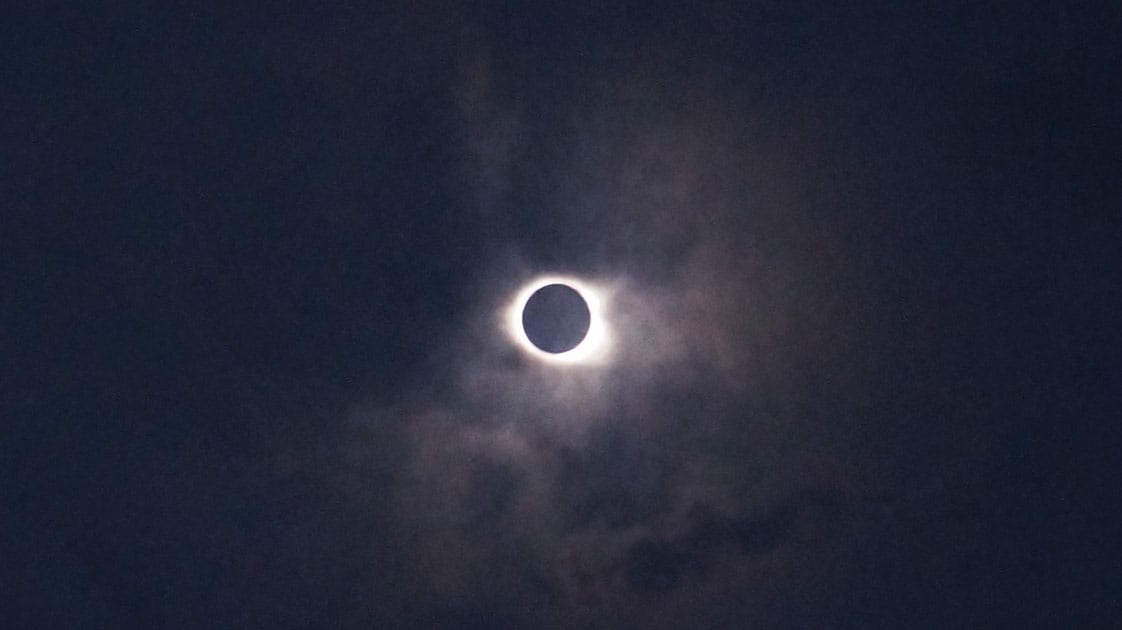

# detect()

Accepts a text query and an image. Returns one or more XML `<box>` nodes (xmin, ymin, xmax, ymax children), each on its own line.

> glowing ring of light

<box><xmin>504</xmin><ymin>275</ymin><xmax>610</xmax><ymax>365</ymax></box>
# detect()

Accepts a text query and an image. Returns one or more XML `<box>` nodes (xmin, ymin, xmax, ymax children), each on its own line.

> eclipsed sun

<box><xmin>504</xmin><ymin>275</ymin><xmax>611</xmax><ymax>365</ymax></box>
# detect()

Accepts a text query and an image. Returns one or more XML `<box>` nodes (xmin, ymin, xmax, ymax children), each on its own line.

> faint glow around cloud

<box><xmin>504</xmin><ymin>275</ymin><xmax>612</xmax><ymax>365</ymax></box>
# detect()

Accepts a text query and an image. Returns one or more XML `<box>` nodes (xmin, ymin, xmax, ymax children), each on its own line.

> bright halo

<box><xmin>504</xmin><ymin>274</ymin><xmax>611</xmax><ymax>365</ymax></box>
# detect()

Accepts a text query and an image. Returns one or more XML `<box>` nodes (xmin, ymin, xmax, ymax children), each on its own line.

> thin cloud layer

<box><xmin>333</xmin><ymin>32</ymin><xmax>884</xmax><ymax>626</ymax></box>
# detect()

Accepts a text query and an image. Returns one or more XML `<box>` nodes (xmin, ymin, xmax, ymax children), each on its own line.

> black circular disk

<box><xmin>521</xmin><ymin>284</ymin><xmax>591</xmax><ymax>353</ymax></box>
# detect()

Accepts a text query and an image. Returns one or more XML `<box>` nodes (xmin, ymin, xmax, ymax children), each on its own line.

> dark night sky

<box><xmin>3</xmin><ymin>3</ymin><xmax>1119</xmax><ymax>628</ymax></box>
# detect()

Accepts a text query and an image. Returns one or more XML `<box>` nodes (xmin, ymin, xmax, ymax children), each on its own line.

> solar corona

<box><xmin>504</xmin><ymin>275</ymin><xmax>611</xmax><ymax>365</ymax></box>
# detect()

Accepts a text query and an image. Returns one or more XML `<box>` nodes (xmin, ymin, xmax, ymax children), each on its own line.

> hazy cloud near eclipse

<box><xmin>337</xmin><ymin>39</ymin><xmax>883</xmax><ymax>624</ymax></box>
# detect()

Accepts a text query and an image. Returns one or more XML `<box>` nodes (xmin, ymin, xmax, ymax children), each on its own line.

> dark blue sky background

<box><xmin>4</xmin><ymin>2</ymin><xmax>1119</xmax><ymax>627</ymax></box>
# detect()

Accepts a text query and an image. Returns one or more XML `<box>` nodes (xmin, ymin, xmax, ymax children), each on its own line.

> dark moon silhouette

<box><xmin>521</xmin><ymin>284</ymin><xmax>591</xmax><ymax>353</ymax></box>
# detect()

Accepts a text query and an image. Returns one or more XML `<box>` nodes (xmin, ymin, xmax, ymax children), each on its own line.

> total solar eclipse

<box><xmin>521</xmin><ymin>284</ymin><xmax>590</xmax><ymax>353</ymax></box>
<box><xmin>504</xmin><ymin>275</ymin><xmax>611</xmax><ymax>364</ymax></box>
